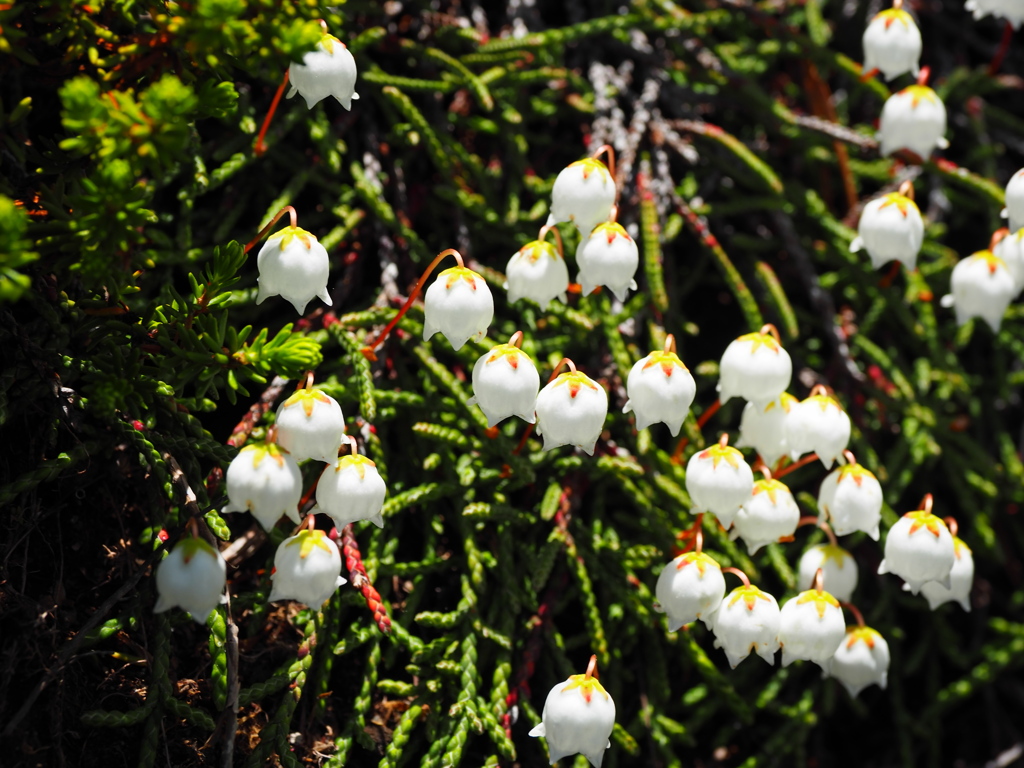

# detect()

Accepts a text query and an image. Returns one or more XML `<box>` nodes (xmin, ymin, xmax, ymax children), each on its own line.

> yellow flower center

<box><xmin>877</xmin><ymin>192</ymin><xmax>920</xmax><ymax>219</ymax></box>
<box><xmin>282</xmin><ymin>388</ymin><xmax>336</xmax><ymax>418</ymax></box>
<box><xmin>969</xmin><ymin>249</ymin><xmax>1008</xmax><ymax>276</ymax></box>
<box><xmin>336</xmin><ymin>453</ymin><xmax>376</xmax><ymax>480</ymax></box>
<box><xmin>268</xmin><ymin>225</ymin><xmax>314</xmax><ymax>250</ymax></box>
<box><xmin>874</xmin><ymin>8</ymin><xmax>912</xmax><ymax>28</ymax></box>
<box><xmin>591</xmin><ymin>221</ymin><xmax>630</xmax><ymax>245</ymax></box>
<box><xmin>795</xmin><ymin>588</ymin><xmax>840</xmax><ymax>619</ymax></box>
<box><xmin>752</xmin><ymin>478</ymin><xmax>788</xmax><ymax>504</ymax></box>
<box><xmin>242</xmin><ymin>441</ymin><xmax>287</xmax><ymax>469</ymax></box>
<box><xmin>642</xmin><ymin>350</ymin><xmax>687</xmax><ymax>378</ymax></box>
<box><xmin>561</xmin><ymin>673</ymin><xmax>610</xmax><ymax>703</ymax></box>
<box><xmin>903</xmin><ymin>510</ymin><xmax>947</xmax><ymax>539</ymax></box>
<box><xmin>568</xmin><ymin>157</ymin><xmax>612</xmax><ymax>184</ymax></box>
<box><xmin>552</xmin><ymin>371</ymin><xmax>599</xmax><ymax>399</ymax></box>
<box><xmin>902</xmin><ymin>84</ymin><xmax>938</xmax><ymax>108</ymax></box>
<box><xmin>517</xmin><ymin>240</ymin><xmax>559</xmax><ymax>262</ymax></box>
<box><xmin>697</xmin><ymin>443</ymin><xmax>742</xmax><ymax>469</ymax></box>
<box><xmin>845</xmin><ymin>626</ymin><xmax>882</xmax><ymax>650</ymax></box>
<box><xmin>836</xmin><ymin>462</ymin><xmax>875</xmax><ymax>488</ymax></box>
<box><xmin>286</xmin><ymin>529</ymin><xmax>334</xmax><ymax>559</ymax></box>
<box><xmin>675</xmin><ymin>551</ymin><xmax>721</xmax><ymax>577</ymax></box>
<box><xmin>735</xmin><ymin>331</ymin><xmax>781</xmax><ymax>354</ymax></box>
<box><xmin>178</xmin><ymin>537</ymin><xmax>216</xmax><ymax>565</ymax></box>
<box><xmin>439</xmin><ymin>266</ymin><xmax>482</xmax><ymax>291</ymax></box>
<box><xmin>727</xmin><ymin>584</ymin><xmax>772</xmax><ymax>612</ymax></box>
<box><xmin>484</xmin><ymin>343</ymin><xmax>525</xmax><ymax>370</ymax></box>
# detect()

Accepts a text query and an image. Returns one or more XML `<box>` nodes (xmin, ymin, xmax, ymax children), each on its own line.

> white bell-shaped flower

<box><xmin>256</xmin><ymin>226</ymin><xmax>332</xmax><ymax>314</ymax></box>
<box><xmin>862</xmin><ymin>8</ymin><xmax>922</xmax><ymax>81</ymax></box>
<box><xmin>535</xmin><ymin>364</ymin><xmax>608</xmax><ymax>455</ymax></box>
<box><xmin>735</xmin><ymin>393</ymin><xmax>798</xmax><ymax>468</ymax></box>
<box><xmin>287</xmin><ymin>33</ymin><xmax>359</xmax><ymax>110</ymax></box>
<box><xmin>623</xmin><ymin>337</ymin><xmax>696</xmax><ymax>436</ymax></box>
<box><xmin>1004</xmin><ymin>168</ymin><xmax>1024</xmax><ymax>231</ymax></box>
<box><xmin>877</xmin><ymin>84</ymin><xmax>948</xmax><ymax>158</ymax></box>
<box><xmin>223</xmin><ymin>442</ymin><xmax>303</xmax><ymax>531</ymax></box>
<box><xmin>275</xmin><ymin>388</ymin><xmax>346</xmax><ymax>463</ymax></box>
<box><xmin>468</xmin><ymin>336</ymin><xmax>540</xmax><ymax>427</ymax></box>
<box><xmin>878</xmin><ymin>504</ymin><xmax>956</xmax><ymax>594</ymax></box>
<box><xmin>914</xmin><ymin>536</ymin><xmax>973</xmax><ymax>611</ymax></box>
<box><xmin>817</xmin><ymin>460</ymin><xmax>883</xmax><ymax>540</ymax></box>
<box><xmin>154</xmin><ymin>538</ymin><xmax>226</xmax><ymax>624</ymax></box>
<box><xmin>778</xmin><ymin>587</ymin><xmax>846</xmax><ymax>669</ymax></box>
<box><xmin>993</xmin><ymin>228</ymin><xmax>1024</xmax><ymax>293</ymax></box>
<box><xmin>575</xmin><ymin>222</ymin><xmax>639</xmax><ymax>302</ymax></box>
<box><xmin>940</xmin><ymin>250</ymin><xmax>1016</xmax><ymax>332</ymax></box>
<box><xmin>730</xmin><ymin>478</ymin><xmax>801</xmax><ymax>555</ymax></box>
<box><xmin>712</xmin><ymin>583</ymin><xmax>781</xmax><ymax>668</ymax></box>
<box><xmin>547</xmin><ymin>157</ymin><xmax>616</xmax><ymax>236</ymax></box>
<box><xmin>965</xmin><ymin>0</ymin><xmax>1024</xmax><ymax>28</ymax></box>
<box><xmin>716</xmin><ymin>326</ymin><xmax>792</xmax><ymax>408</ymax></box>
<box><xmin>316</xmin><ymin>452</ymin><xmax>387</xmax><ymax>529</ymax></box>
<box><xmin>797</xmin><ymin>544</ymin><xmax>859</xmax><ymax>603</ymax></box>
<box><xmin>655</xmin><ymin>551</ymin><xmax>726</xmax><ymax>631</ymax></box>
<box><xmin>423</xmin><ymin>266</ymin><xmax>494</xmax><ymax>351</ymax></box>
<box><xmin>850</xmin><ymin>190</ymin><xmax>924</xmax><ymax>270</ymax></box>
<box><xmin>505</xmin><ymin>235</ymin><xmax>569</xmax><ymax>307</ymax></box>
<box><xmin>784</xmin><ymin>390</ymin><xmax>851</xmax><ymax>469</ymax></box>
<box><xmin>529</xmin><ymin>656</ymin><xmax>615</xmax><ymax>768</ymax></box>
<box><xmin>269</xmin><ymin>529</ymin><xmax>347</xmax><ymax>607</ymax></box>
<box><xmin>685</xmin><ymin>438</ymin><xmax>754</xmax><ymax>529</ymax></box>
<box><xmin>825</xmin><ymin>626</ymin><xmax>890</xmax><ymax>698</ymax></box>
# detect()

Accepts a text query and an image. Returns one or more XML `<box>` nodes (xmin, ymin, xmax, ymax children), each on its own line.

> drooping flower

<box><xmin>256</xmin><ymin>226</ymin><xmax>332</xmax><ymax>314</ymax></box>
<box><xmin>316</xmin><ymin>451</ymin><xmax>387</xmax><ymax>529</ymax></box>
<box><xmin>914</xmin><ymin>536</ymin><xmax>973</xmax><ymax>611</ymax></box>
<box><xmin>423</xmin><ymin>265</ymin><xmax>494</xmax><ymax>351</ymax></box>
<box><xmin>784</xmin><ymin>389</ymin><xmax>851</xmax><ymax>469</ymax></box>
<box><xmin>685</xmin><ymin>437</ymin><xmax>754</xmax><ymax>529</ymax></box>
<box><xmin>877</xmin><ymin>83</ymin><xmax>948</xmax><ymax>158</ymax></box>
<box><xmin>730</xmin><ymin>477</ymin><xmax>801</xmax><ymax>555</ymax></box>
<box><xmin>850</xmin><ymin>189</ymin><xmax>924</xmax><ymax>270</ymax></box>
<box><xmin>154</xmin><ymin>538</ymin><xmax>226</xmax><ymax>624</ymax></box>
<box><xmin>505</xmin><ymin>235</ymin><xmax>569</xmax><ymax>307</ymax></box>
<box><xmin>798</xmin><ymin>544</ymin><xmax>859</xmax><ymax>603</ymax></box>
<box><xmin>275</xmin><ymin>387</ymin><xmax>346</xmax><ymax>463</ymax></box>
<box><xmin>878</xmin><ymin>500</ymin><xmax>956</xmax><ymax>594</ymax></box>
<box><xmin>862</xmin><ymin>7</ymin><xmax>922</xmax><ymax>81</ymax></box>
<box><xmin>223</xmin><ymin>441</ymin><xmax>303</xmax><ymax>531</ymax></box>
<box><xmin>655</xmin><ymin>551</ymin><xmax>726</xmax><ymax>631</ymax></box>
<box><xmin>269</xmin><ymin>529</ymin><xmax>347</xmax><ymax>607</ymax></box>
<box><xmin>529</xmin><ymin>656</ymin><xmax>616</xmax><ymax>768</ymax></box>
<box><xmin>817</xmin><ymin>458</ymin><xmax>883</xmax><ymax>540</ymax></box>
<box><xmin>288</xmin><ymin>33</ymin><xmax>359</xmax><ymax>110</ymax></box>
<box><xmin>1004</xmin><ymin>168</ymin><xmax>1024</xmax><ymax>231</ymax></box>
<box><xmin>735</xmin><ymin>393</ymin><xmax>798</xmax><ymax>468</ymax></box>
<box><xmin>716</xmin><ymin>325</ymin><xmax>792</xmax><ymax>408</ymax></box>
<box><xmin>825</xmin><ymin>626</ymin><xmax>891</xmax><ymax>698</ymax></box>
<box><xmin>712</xmin><ymin>583</ymin><xmax>781</xmax><ymax>668</ymax></box>
<box><xmin>778</xmin><ymin>586</ymin><xmax>846</xmax><ymax>669</ymax></box>
<box><xmin>547</xmin><ymin>156</ymin><xmax>616</xmax><ymax>236</ymax></box>
<box><xmin>965</xmin><ymin>0</ymin><xmax>1024</xmax><ymax>29</ymax></box>
<box><xmin>940</xmin><ymin>249</ymin><xmax>1016</xmax><ymax>332</ymax></box>
<box><xmin>575</xmin><ymin>222</ymin><xmax>639</xmax><ymax>302</ymax></box>
<box><xmin>468</xmin><ymin>334</ymin><xmax>540</xmax><ymax>427</ymax></box>
<box><xmin>622</xmin><ymin>335</ymin><xmax>696</xmax><ymax>436</ymax></box>
<box><xmin>534</xmin><ymin>362</ymin><xmax>608</xmax><ymax>455</ymax></box>
<box><xmin>992</xmin><ymin>228</ymin><xmax>1024</xmax><ymax>293</ymax></box>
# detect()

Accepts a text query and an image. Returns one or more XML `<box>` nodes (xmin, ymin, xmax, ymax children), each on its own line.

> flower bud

<box><xmin>655</xmin><ymin>551</ymin><xmax>726</xmax><ymax>631</ymax></box>
<box><xmin>914</xmin><ymin>537</ymin><xmax>973</xmax><ymax>611</ymax></box>
<box><xmin>878</xmin><ymin>510</ymin><xmax>955</xmax><ymax>594</ymax></box>
<box><xmin>993</xmin><ymin>228</ymin><xmax>1024</xmax><ymax>293</ymax></box>
<box><xmin>825</xmin><ymin>626</ymin><xmax>890</xmax><ymax>698</ymax></box>
<box><xmin>877</xmin><ymin>85</ymin><xmax>948</xmax><ymax>158</ymax></box>
<box><xmin>940</xmin><ymin>250</ymin><xmax>1015</xmax><ymax>332</ymax></box>
<box><xmin>575</xmin><ymin>222</ymin><xmax>639</xmax><ymax>302</ymax></box>
<box><xmin>224</xmin><ymin>442</ymin><xmax>303</xmax><ymax>531</ymax></box>
<box><xmin>784</xmin><ymin>392</ymin><xmax>851</xmax><ymax>469</ymax></box>
<box><xmin>288</xmin><ymin>34</ymin><xmax>359</xmax><ymax>110</ymax></box>
<box><xmin>505</xmin><ymin>239</ymin><xmax>569</xmax><ymax>307</ymax></box>
<box><xmin>535</xmin><ymin>368</ymin><xmax>608</xmax><ymax>455</ymax></box>
<box><xmin>717</xmin><ymin>330</ymin><xmax>792</xmax><ymax>408</ymax></box>
<box><xmin>685</xmin><ymin>442</ymin><xmax>754</xmax><ymax>529</ymax></box>
<box><xmin>850</xmin><ymin>192</ymin><xmax>924</xmax><ymax>270</ymax></box>
<box><xmin>547</xmin><ymin>158</ymin><xmax>616</xmax><ymax>236</ymax></box>
<box><xmin>623</xmin><ymin>348</ymin><xmax>696</xmax><ymax>436</ymax></box>
<box><xmin>862</xmin><ymin>9</ymin><xmax>922</xmax><ymax>81</ymax></box>
<box><xmin>712</xmin><ymin>584</ymin><xmax>781</xmax><ymax>668</ymax></box>
<box><xmin>1004</xmin><ymin>168</ymin><xmax>1024</xmax><ymax>232</ymax></box>
<box><xmin>797</xmin><ymin>545</ymin><xmax>859</xmax><ymax>603</ymax></box>
<box><xmin>735</xmin><ymin>394</ymin><xmax>798</xmax><ymax>468</ymax></box>
<box><xmin>468</xmin><ymin>342</ymin><xmax>540</xmax><ymax>427</ymax></box>
<box><xmin>256</xmin><ymin>227</ymin><xmax>332</xmax><ymax>314</ymax></box>
<box><xmin>269</xmin><ymin>529</ymin><xmax>347</xmax><ymax>607</ymax></box>
<box><xmin>529</xmin><ymin>661</ymin><xmax>615</xmax><ymax>768</ymax></box>
<box><xmin>316</xmin><ymin>454</ymin><xmax>387</xmax><ymax>529</ymax></box>
<box><xmin>423</xmin><ymin>266</ymin><xmax>494</xmax><ymax>351</ymax></box>
<box><xmin>154</xmin><ymin>538</ymin><xmax>226</xmax><ymax>624</ymax></box>
<box><xmin>778</xmin><ymin>588</ymin><xmax>846</xmax><ymax>669</ymax></box>
<box><xmin>275</xmin><ymin>388</ymin><xmax>346</xmax><ymax>463</ymax></box>
<box><xmin>817</xmin><ymin>461</ymin><xmax>883</xmax><ymax>540</ymax></box>
<box><xmin>730</xmin><ymin>478</ymin><xmax>800</xmax><ymax>555</ymax></box>
<box><xmin>965</xmin><ymin>0</ymin><xmax>1024</xmax><ymax>29</ymax></box>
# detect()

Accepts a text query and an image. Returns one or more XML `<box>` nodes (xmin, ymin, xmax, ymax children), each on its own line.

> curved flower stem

<box><xmin>722</xmin><ymin>567</ymin><xmax>751</xmax><ymax>588</ymax></box>
<box><xmin>607</xmin><ymin>203</ymin><xmax>619</xmax><ymax>224</ymax></box>
<box><xmin>508</xmin><ymin>331</ymin><xmax>524</xmax><ymax>348</ymax></box>
<box><xmin>547</xmin><ymin>357</ymin><xmax>578</xmax><ymax>381</ymax></box>
<box><xmin>897</xmin><ymin>180</ymin><xmax>915</xmax><ymax>201</ymax></box>
<box><xmin>989</xmin><ymin>21</ymin><xmax>1014</xmax><ymax>76</ymax></box>
<box><xmin>244</xmin><ymin>206</ymin><xmax>298</xmax><ymax>254</ymax></box>
<box><xmin>675</xmin><ymin>513</ymin><xmax>704</xmax><ymax>554</ymax></box>
<box><xmin>892</xmin><ymin>0</ymin><xmax>903</xmax><ymax>8</ymax></box>
<box><xmin>813</xmin><ymin>567</ymin><xmax>825</xmax><ymax>593</ymax></box>
<box><xmin>841</xmin><ymin>601</ymin><xmax>866</xmax><ymax>627</ymax></box>
<box><xmin>916</xmin><ymin>66</ymin><xmax>930</xmax><ymax>87</ymax></box>
<box><xmin>537</xmin><ymin>224</ymin><xmax>564</xmax><ymax>258</ymax></box>
<box><xmin>298</xmin><ymin>370</ymin><xmax>315</xmax><ymax>391</ymax></box>
<box><xmin>664</xmin><ymin>334</ymin><xmax>676</xmax><ymax>354</ymax></box>
<box><xmin>187</xmin><ymin>516</ymin><xmax>200</xmax><ymax>539</ymax></box>
<box><xmin>361</xmin><ymin>248</ymin><xmax>466</xmax><ymax>361</ymax></box>
<box><xmin>759</xmin><ymin>323</ymin><xmax>781</xmax><ymax>343</ymax></box>
<box><xmin>990</xmin><ymin>228</ymin><xmax>1010</xmax><ymax>251</ymax></box>
<box><xmin>796</xmin><ymin>515</ymin><xmax>839</xmax><ymax>547</ymax></box>
<box><xmin>254</xmin><ymin>69</ymin><xmax>291</xmax><ymax>158</ymax></box>
<box><xmin>718</xmin><ymin>433</ymin><xmax>730</xmax><ymax>448</ymax></box>
<box><xmin>266</xmin><ymin>425</ymin><xmax>278</xmax><ymax>445</ymax></box>
<box><xmin>842</xmin><ymin>449</ymin><xmax>857</xmax><ymax>466</ymax></box>
<box><xmin>944</xmin><ymin>516</ymin><xmax>958</xmax><ymax>538</ymax></box>
<box><xmin>591</xmin><ymin>143</ymin><xmax>616</xmax><ymax>184</ymax></box>
<box><xmin>585</xmin><ymin>654</ymin><xmax>599</xmax><ymax>680</ymax></box>
<box><xmin>670</xmin><ymin>399</ymin><xmax>722</xmax><ymax>464</ymax></box>
<box><xmin>760</xmin><ymin>465</ymin><xmax>772</xmax><ymax>480</ymax></box>
<box><xmin>809</xmin><ymin>384</ymin><xmax>830</xmax><ymax>398</ymax></box>
<box><xmin>919</xmin><ymin>493</ymin><xmax>934</xmax><ymax>515</ymax></box>
<box><xmin>773</xmin><ymin>453</ymin><xmax>820</xmax><ymax>479</ymax></box>
<box><xmin>305</xmin><ymin>513</ymin><xmax>316</xmax><ymax>531</ymax></box>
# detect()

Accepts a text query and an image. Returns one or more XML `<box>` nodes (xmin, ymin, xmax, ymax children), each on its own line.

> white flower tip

<box><xmin>371</xmin><ymin>512</ymin><xmax>385</xmax><ymax>529</ymax></box>
<box><xmin>529</xmin><ymin>723</ymin><xmax>546</xmax><ymax>737</ymax></box>
<box><xmin>937</xmin><ymin>137</ymin><xmax>949</xmax><ymax>149</ymax></box>
<box><xmin>153</xmin><ymin>594</ymin><xmax>172</xmax><ymax>614</ymax></box>
<box><xmin>850</xmin><ymin>236</ymin><xmax>864</xmax><ymax>253</ymax></box>
<box><xmin>877</xmin><ymin>559</ymin><xmax>889</xmax><ymax>575</ymax></box>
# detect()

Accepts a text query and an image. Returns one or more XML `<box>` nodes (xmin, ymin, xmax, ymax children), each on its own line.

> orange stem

<box><xmin>538</xmin><ymin>224</ymin><xmax>564</xmax><ymax>258</ymax></box>
<box><xmin>842</xmin><ymin>449</ymin><xmax>857</xmax><ymax>466</ymax></box>
<box><xmin>916</xmin><ymin>66</ymin><xmax>930</xmax><ymax>87</ymax></box>
<box><xmin>758</xmin><ymin>323</ymin><xmax>781</xmax><ymax>343</ymax></box>
<box><xmin>664</xmin><ymin>334</ymin><xmax>676</xmax><ymax>354</ymax></box>
<box><xmin>254</xmin><ymin>69</ymin><xmax>290</xmax><ymax>157</ymax></box>
<box><xmin>773</xmin><ymin>453</ymin><xmax>820</xmax><ymax>479</ymax></box>
<box><xmin>990</xmin><ymin>228</ymin><xmax>1010</xmax><ymax>251</ymax></box>
<box><xmin>944</xmin><ymin>516</ymin><xmax>958</xmax><ymax>538</ymax></box>
<box><xmin>841</xmin><ymin>601</ymin><xmax>865</xmax><ymax>627</ymax></box>
<box><xmin>508</xmin><ymin>331</ymin><xmax>524</xmax><ymax>348</ymax></box>
<box><xmin>244</xmin><ymin>206</ymin><xmax>298</xmax><ymax>254</ymax></box>
<box><xmin>919</xmin><ymin>493</ymin><xmax>934</xmax><ymax>515</ymax></box>
<box><xmin>591</xmin><ymin>143</ymin><xmax>616</xmax><ymax>182</ymax></box>
<box><xmin>585</xmin><ymin>654</ymin><xmax>599</xmax><ymax>679</ymax></box>
<box><xmin>989</xmin><ymin>21</ymin><xmax>1014</xmax><ymax>77</ymax></box>
<box><xmin>813</xmin><ymin>567</ymin><xmax>824</xmax><ymax>593</ymax></box>
<box><xmin>722</xmin><ymin>567</ymin><xmax>751</xmax><ymax>588</ymax></box>
<box><xmin>898</xmin><ymin>180</ymin><xmax>915</xmax><ymax>200</ymax></box>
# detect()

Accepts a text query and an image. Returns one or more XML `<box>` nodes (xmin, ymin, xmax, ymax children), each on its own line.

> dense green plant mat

<box><xmin>2</xmin><ymin>0</ymin><xmax>1024</xmax><ymax>766</ymax></box>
